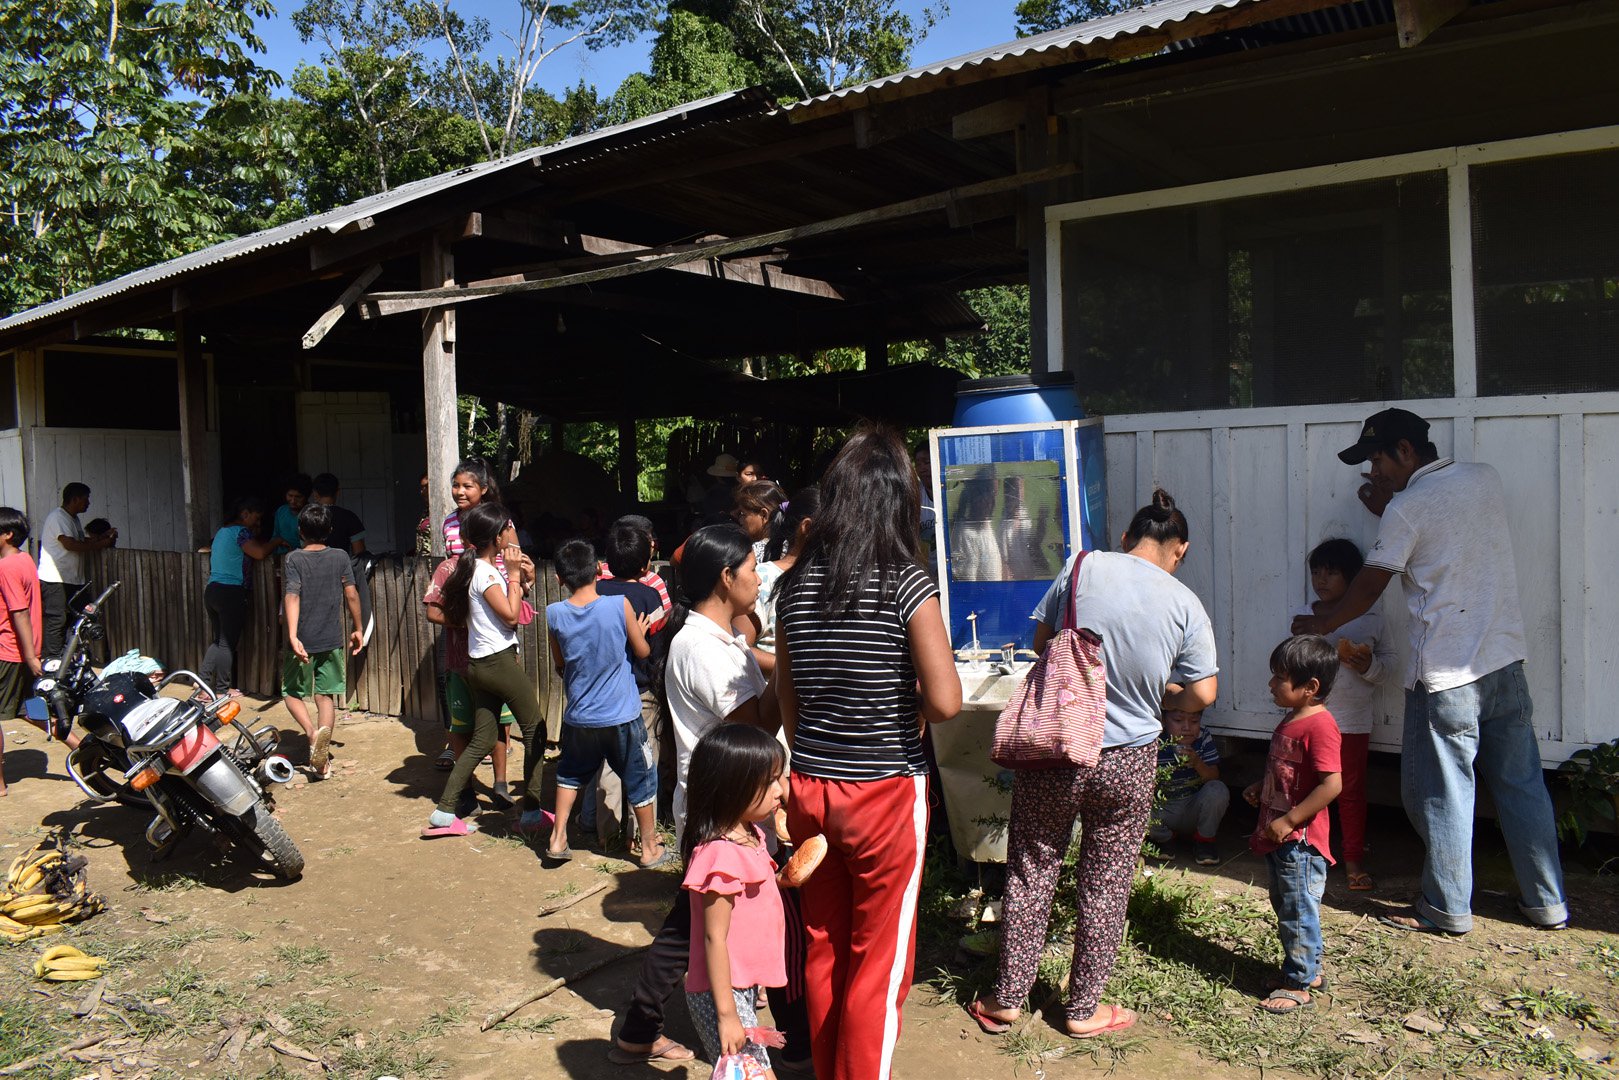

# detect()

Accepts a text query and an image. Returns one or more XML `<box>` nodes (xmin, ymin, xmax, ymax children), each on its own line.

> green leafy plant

<box><xmin>1555</xmin><ymin>738</ymin><xmax>1619</xmax><ymax>845</ymax></box>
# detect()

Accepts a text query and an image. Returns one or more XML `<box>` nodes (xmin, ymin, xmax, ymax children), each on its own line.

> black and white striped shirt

<box><xmin>777</xmin><ymin>559</ymin><xmax>939</xmax><ymax>782</ymax></box>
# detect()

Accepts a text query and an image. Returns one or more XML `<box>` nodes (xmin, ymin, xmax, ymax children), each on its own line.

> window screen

<box><xmin>1063</xmin><ymin>173</ymin><xmax>1453</xmax><ymax>413</ymax></box>
<box><xmin>1473</xmin><ymin>148</ymin><xmax>1619</xmax><ymax>396</ymax></box>
<box><xmin>43</xmin><ymin>349</ymin><xmax>179</xmax><ymax>430</ymax></box>
<box><xmin>0</xmin><ymin>354</ymin><xmax>15</xmax><ymax>430</ymax></box>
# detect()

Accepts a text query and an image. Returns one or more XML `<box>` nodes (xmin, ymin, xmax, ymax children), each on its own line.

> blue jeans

<box><xmin>555</xmin><ymin>719</ymin><xmax>658</xmax><ymax>809</ymax></box>
<box><xmin>1401</xmin><ymin>661</ymin><xmax>1566</xmax><ymax>933</ymax></box>
<box><xmin>1266</xmin><ymin>841</ymin><xmax>1326</xmax><ymax>990</ymax></box>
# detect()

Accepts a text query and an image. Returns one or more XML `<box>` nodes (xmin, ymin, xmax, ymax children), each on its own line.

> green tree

<box><xmin>1014</xmin><ymin>0</ymin><xmax>1147</xmax><ymax>36</ymax></box>
<box><xmin>0</xmin><ymin>0</ymin><xmax>280</xmax><ymax>314</ymax></box>
<box><xmin>606</xmin><ymin>10</ymin><xmax>760</xmax><ymax>124</ymax></box>
<box><xmin>667</xmin><ymin>0</ymin><xmax>942</xmax><ymax>99</ymax></box>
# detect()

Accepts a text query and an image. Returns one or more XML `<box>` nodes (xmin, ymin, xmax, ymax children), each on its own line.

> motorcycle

<box><xmin>29</xmin><ymin>583</ymin><xmax>304</xmax><ymax>880</ymax></box>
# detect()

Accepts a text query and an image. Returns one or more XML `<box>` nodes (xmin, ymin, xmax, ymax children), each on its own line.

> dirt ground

<box><xmin>2</xmin><ymin>701</ymin><xmax>1616</xmax><ymax>1080</ymax></box>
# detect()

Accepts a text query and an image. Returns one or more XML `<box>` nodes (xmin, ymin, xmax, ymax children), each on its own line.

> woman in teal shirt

<box><xmin>201</xmin><ymin>498</ymin><xmax>285</xmax><ymax>695</ymax></box>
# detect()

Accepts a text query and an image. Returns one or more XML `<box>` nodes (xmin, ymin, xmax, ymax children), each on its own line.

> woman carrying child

<box><xmin>681</xmin><ymin>724</ymin><xmax>791</xmax><ymax>1077</ymax></box>
<box><xmin>424</xmin><ymin>502</ymin><xmax>547</xmax><ymax>837</ymax></box>
<box><xmin>1298</xmin><ymin>538</ymin><xmax>1392</xmax><ymax>891</ymax></box>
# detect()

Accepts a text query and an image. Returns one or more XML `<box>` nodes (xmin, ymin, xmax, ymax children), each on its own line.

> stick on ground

<box><xmin>536</xmin><ymin>880</ymin><xmax>609</xmax><ymax>918</ymax></box>
<box><xmin>480</xmin><ymin>946</ymin><xmax>640</xmax><ymax>1031</ymax></box>
<box><xmin>0</xmin><ymin>1034</ymin><xmax>108</xmax><ymax>1076</ymax></box>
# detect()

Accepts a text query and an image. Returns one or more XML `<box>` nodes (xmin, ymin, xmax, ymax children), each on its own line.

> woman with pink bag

<box><xmin>969</xmin><ymin>489</ymin><xmax>1219</xmax><ymax>1039</ymax></box>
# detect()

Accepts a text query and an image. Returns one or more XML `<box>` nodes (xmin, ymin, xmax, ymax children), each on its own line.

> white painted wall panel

<box><xmin>1580</xmin><ymin>414</ymin><xmax>1619</xmax><ymax>749</ymax></box>
<box><xmin>296</xmin><ymin>392</ymin><xmax>396</xmax><ymax>552</ymax></box>
<box><xmin>24</xmin><ymin>428</ymin><xmax>187</xmax><ymax>552</ymax></box>
<box><xmin>0</xmin><ymin>431</ymin><xmax>24</xmax><ymax>509</ymax></box>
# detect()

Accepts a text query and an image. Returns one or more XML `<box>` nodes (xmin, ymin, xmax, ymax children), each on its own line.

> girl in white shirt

<box><xmin>425</xmin><ymin>502</ymin><xmax>544</xmax><ymax>838</ymax></box>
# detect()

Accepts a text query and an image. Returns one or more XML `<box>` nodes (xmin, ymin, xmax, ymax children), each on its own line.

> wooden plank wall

<box><xmin>92</xmin><ymin>550</ymin><xmax>573</xmax><ymax>730</ymax></box>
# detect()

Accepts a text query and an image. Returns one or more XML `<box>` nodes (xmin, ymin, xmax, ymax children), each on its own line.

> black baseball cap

<box><xmin>1338</xmin><ymin>408</ymin><xmax>1431</xmax><ymax>465</ymax></box>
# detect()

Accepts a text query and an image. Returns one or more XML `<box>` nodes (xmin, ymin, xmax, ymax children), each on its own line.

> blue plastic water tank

<box><xmin>953</xmin><ymin>372</ymin><xmax>1084</xmax><ymax>427</ymax></box>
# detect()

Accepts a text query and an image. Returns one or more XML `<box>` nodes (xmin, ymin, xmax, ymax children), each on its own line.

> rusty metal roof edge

<box><xmin>783</xmin><ymin>0</ymin><xmax>1257</xmax><ymax>111</ymax></box>
<box><xmin>0</xmin><ymin>88</ymin><xmax>774</xmax><ymax>338</ymax></box>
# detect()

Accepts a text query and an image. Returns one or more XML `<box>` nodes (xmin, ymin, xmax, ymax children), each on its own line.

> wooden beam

<box><xmin>489</xmin><ymin>234</ymin><xmax>847</xmax><ymax>300</ymax></box>
<box><xmin>1394</xmin><ymin>0</ymin><xmax>1469</xmax><ymax>46</ymax></box>
<box><xmin>953</xmin><ymin>99</ymin><xmax>1025</xmax><ymax>141</ymax></box>
<box><xmin>302</xmin><ymin>264</ymin><xmax>383</xmax><ymax>350</ymax></box>
<box><xmin>420</xmin><ymin>237</ymin><xmax>458</xmax><ymax>558</ymax></box>
<box><xmin>359</xmin><ymin>162</ymin><xmax>1078</xmax><ymax>318</ymax></box>
<box><xmin>175</xmin><ymin>312</ymin><xmax>212</xmax><ymax>550</ymax></box>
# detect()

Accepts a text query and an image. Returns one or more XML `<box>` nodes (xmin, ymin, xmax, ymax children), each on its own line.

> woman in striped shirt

<box><xmin>775</xmin><ymin>425</ymin><xmax>960</xmax><ymax>1080</ymax></box>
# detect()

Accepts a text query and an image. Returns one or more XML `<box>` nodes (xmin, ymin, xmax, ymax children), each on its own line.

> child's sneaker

<box><xmin>1194</xmin><ymin>840</ymin><xmax>1220</xmax><ymax>866</ymax></box>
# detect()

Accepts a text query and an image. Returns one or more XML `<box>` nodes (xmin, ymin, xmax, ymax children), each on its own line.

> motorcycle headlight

<box><xmin>42</xmin><ymin>658</ymin><xmax>61</xmax><ymax>673</ymax></box>
<box><xmin>35</xmin><ymin>678</ymin><xmax>55</xmax><ymax>693</ymax></box>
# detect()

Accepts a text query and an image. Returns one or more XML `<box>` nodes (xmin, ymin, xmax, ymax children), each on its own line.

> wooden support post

<box><xmin>175</xmin><ymin>312</ymin><xmax>211</xmax><ymax>550</ymax></box>
<box><xmin>866</xmin><ymin>338</ymin><xmax>889</xmax><ymax>370</ymax></box>
<box><xmin>617</xmin><ymin>420</ymin><xmax>638</xmax><ymax>503</ymax></box>
<box><xmin>421</xmin><ymin>236</ymin><xmax>459</xmax><ymax>558</ymax></box>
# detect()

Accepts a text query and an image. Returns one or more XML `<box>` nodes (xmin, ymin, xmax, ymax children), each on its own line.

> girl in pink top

<box><xmin>442</xmin><ymin>458</ymin><xmax>500</xmax><ymax>557</ymax></box>
<box><xmin>682</xmin><ymin>725</ymin><xmax>789</xmax><ymax>1076</ymax></box>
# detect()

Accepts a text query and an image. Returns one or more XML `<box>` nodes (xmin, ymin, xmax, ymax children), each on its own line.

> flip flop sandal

<box><xmin>434</xmin><ymin>748</ymin><xmax>456</xmax><ymax>771</ymax></box>
<box><xmin>514</xmin><ymin>810</ymin><xmax>556</xmax><ymax>835</ymax></box>
<box><xmin>1377</xmin><ymin>910</ymin><xmax>1466</xmax><ymax>936</ymax></box>
<box><xmin>1068</xmin><ymin>1004</ymin><xmax>1137</xmax><ymax>1039</ymax></box>
<box><xmin>1347</xmin><ymin>872</ymin><xmax>1376</xmax><ymax>891</ymax></box>
<box><xmin>1259</xmin><ymin>989</ymin><xmax>1313</xmax><ymax>1015</ymax></box>
<box><xmin>964</xmin><ymin>1000</ymin><xmax>1013</xmax><ymax>1035</ymax></box>
<box><xmin>543</xmin><ymin>845</ymin><xmax>573</xmax><ymax>863</ymax></box>
<box><xmin>1263</xmin><ymin>974</ymin><xmax>1327</xmax><ymax>993</ymax></box>
<box><xmin>636</xmin><ymin>848</ymin><xmax>676</xmax><ymax>871</ymax></box>
<box><xmin>421</xmin><ymin>818</ymin><xmax>478</xmax><ymax>838</ymax></box>
<box><xmin>606</xmin><ymin>1037</ymin><xmax>695</xmax><ymax>1064</ymax></box>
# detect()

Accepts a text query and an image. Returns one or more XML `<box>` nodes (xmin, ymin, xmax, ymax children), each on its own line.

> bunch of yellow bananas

<box><xmin>32</xmin><ymin>943</ymin><xmax>107</xmax><ymax>981</ymax></box>
<box><xmin>0</xmin><ymin>839</ymin><xmax>106</xmax><ymax>942</ymax></box>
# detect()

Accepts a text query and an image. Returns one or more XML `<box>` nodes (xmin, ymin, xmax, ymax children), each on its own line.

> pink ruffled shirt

<box><xmin>683</xmin><ymin>825</ymin><xmax>786</xmax><ymax>993</ymax></box>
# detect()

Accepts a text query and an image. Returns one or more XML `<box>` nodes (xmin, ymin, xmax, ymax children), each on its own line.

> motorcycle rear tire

<box><xmin>217</xmin><ymin>806</ymin><xmax>304</xmax><ymax>881</ymax></box>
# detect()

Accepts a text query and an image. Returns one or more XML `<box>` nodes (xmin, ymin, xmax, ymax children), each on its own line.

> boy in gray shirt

<box><xmin>283</xmin><ymin>504</ymin><xmax>363</xmax><ymax>778</ymax></box>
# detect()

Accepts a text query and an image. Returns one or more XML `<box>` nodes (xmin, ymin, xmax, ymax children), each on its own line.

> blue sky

<box><xmin>252</xmin><ymin>2</ymin><xmax>1026</xmax><ymax>98</ymax></box>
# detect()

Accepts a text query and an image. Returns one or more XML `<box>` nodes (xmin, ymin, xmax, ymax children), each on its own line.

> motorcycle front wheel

<box><xmin>213</xmin><ymin>805</ymin><xmax>304</xmax><ymax>881</ymax></box>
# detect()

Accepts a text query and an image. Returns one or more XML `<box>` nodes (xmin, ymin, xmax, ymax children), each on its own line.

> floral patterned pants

<box><xmin>990</xmin><ymin>744</ymin><xmax>1156</xmax><ymax>1022</ymax></box>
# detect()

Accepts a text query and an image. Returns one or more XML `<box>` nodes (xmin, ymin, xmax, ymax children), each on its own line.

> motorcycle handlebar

<box><xmin>57</xmin><ymin>581</ymin><xmax>121</xmax><ymax>671</ymax></box>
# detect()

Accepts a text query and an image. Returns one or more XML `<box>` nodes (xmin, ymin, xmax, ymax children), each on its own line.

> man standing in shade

<box><xmin>1293</xmin><ymin>408</ymin><xmax>1566</xmax><ymax>935</ymax></box>
<box><xmin>39</xmin><ymin>483</ymin><xmax>116</xmax><ymax>656</ymax></box>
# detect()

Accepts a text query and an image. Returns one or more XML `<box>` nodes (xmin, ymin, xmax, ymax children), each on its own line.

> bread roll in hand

<box><xmin>777</xmin><ymin>834</ymin><xmax>827</xmax><ymax>889</ymax></box>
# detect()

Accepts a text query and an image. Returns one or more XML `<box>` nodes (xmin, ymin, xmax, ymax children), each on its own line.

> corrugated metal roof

<box><xmin>0</xmin><ymin>88</ymin><xmax>772</xmax><ymax>337</ymax></box>
<box><xmin>785</xmin><ymin>0</ymin><xmax>1260</xmax><ymax>112</ymax></box>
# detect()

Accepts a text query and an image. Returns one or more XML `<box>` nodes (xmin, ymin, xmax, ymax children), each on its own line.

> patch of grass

<box><xmin>542</xmin><ymin>882</ymin><xmax>581</xmax><ymax>902</ymax></box>
<box><xmin>543</xmin><ymin>931</ymin><xmax>588</xmax><ymax>957</ymax></box>
<box><xmin>274</xmin><ymin>942</ymin><xmax>332</xmax><ymax>966</ymax></box>
<box><xmin>1506</xmin><ymin>985</ymin><xmax>1612</xmax><ymax>1032</ymax></box>
<box><xmin>594</xmin><ymin>859</ymin><xmax>631</xmax><ymax>875</ymax></box>
<box><xmin>129</xmin><ymin>871</ymin><xmax>208</xmax><ymax>892</ymax></box>
<box><xmin>330</xmin><ymin>1034</ymin><xmax>445</xmax><ymax>1079</ymax></box>
<box><xmin>155</xmin><ymin>925</ymin><xmax>222</xmax><ymax>950</ymax></box>
<box><xmin>1581</xmin><ymin>939</ymin><xmax>1619</xmax><ymax>982</ymax></box>
<box><xmin>403</xmin><ymin>1001</ymin><xmax>471</xmax><ymax>1042</ymax></box>
<box><xmin>0</xmin><ymin>992</ymin><xmax>74</xmax><ymax>1074</ymax></box>
<box><xmin>495</xmin><ymin>1012</ymin><xmax>566</xmax><ymax>1034</ymax></box>
<box><xmin>232</xmin><ymin>928</ymin><xmax>258</xmax><ymax>943</ymax></box>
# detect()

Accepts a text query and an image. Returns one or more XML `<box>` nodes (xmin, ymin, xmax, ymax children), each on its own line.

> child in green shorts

<box><xmin>282</xmin><ymin>504</ymin><xmax>363</xmax><ymax>779</ymax></box>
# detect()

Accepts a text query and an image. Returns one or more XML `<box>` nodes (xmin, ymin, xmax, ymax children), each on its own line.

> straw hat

<box><xmin>706</xmin><ymin>453</ymin><xmax>740</xmax><ymax>478</ymax></box>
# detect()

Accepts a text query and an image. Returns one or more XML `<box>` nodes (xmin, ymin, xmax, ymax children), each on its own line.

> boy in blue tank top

<box><xmin>544</xmin><ymin>539</ymin><xmax>668</xmax><ymax>868</ymax></box>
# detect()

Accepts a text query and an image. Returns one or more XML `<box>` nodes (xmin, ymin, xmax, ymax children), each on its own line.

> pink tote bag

<box><xmin>990</xmin><ymin>550</ymin><xmax>1108</xmax><ymax>770</ymax></box>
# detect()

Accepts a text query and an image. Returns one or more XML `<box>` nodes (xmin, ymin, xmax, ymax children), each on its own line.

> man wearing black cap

<box><xmin>1293</xmin><ymin>408</ymin><xmax>1566</xmax><ymax>935</ymax></box>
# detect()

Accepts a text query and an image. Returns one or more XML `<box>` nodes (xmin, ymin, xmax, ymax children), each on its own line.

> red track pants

<box><xmin>787</xmin><ymin>772</ymin><xmax>928</xmax><ymax>1080</ymax></box>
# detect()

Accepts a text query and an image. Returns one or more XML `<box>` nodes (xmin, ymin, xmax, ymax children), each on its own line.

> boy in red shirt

<box><xmin>1245</xmin><ymin>635</ymin><xmax>1342</xmax><ymax>1015</ymax></box>
<box><xmin>0</xmin><ymin>507</ymin><xmax>44</xmax><ymax>797</ymax></box>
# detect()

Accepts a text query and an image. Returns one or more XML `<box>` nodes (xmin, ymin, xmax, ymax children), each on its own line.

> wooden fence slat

<box><xmin>84</xmin><ymin>551</ymin><xmax>573</xmax><ymax>727</ymax></box>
